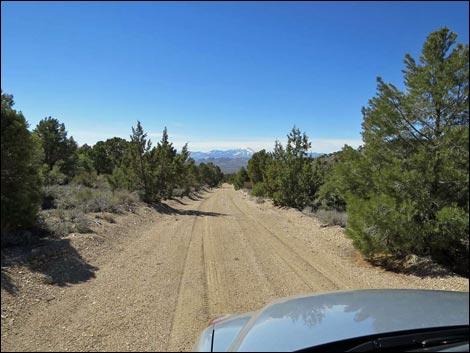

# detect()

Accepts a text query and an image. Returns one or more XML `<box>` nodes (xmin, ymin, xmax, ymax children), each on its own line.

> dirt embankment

<box><xmin>2</xmin><ymin>185</ymin><xmax>468</xmax><ymax>352</ymax></box>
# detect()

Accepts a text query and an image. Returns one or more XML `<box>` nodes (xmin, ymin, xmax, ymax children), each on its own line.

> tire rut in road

<box><xmin>229</xmin><ymin>193</ymin><xmax>341</xmax><ymax>292</ymax></box>
<box><xmin>203</xmin><ymin>216</ymin><xmax>229</xmax><ymax>317</ymax></box>
<box><xmin>166</xmin><ymin>195</ymin><xmax>213</xmax><ymax>352</ymax></box>
<box><xmin>203</xmin><ymin>190</ymin><xmax>276</xmax><ymax>314</ymax></box>
<box><xmin>236</xmin><ymin>194</ymin><xmax>359</xmax><ymax>289</ymax></box>
<box><xmin>222</xmin><ymin>192</ymin><xmax>311</xmax><ymax>297</ymax></box>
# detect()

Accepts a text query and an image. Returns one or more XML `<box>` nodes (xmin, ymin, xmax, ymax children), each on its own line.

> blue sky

<box><xmin>2</xmin><ymin>1</ymin><xmax>469</xmax><ymax>152</ymax></box>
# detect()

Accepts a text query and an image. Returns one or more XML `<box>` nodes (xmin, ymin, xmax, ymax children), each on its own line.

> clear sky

<box><xmin>2</xmin><ymin>1</ymin><xmax>469</xmax><ymax>153</ymax></box>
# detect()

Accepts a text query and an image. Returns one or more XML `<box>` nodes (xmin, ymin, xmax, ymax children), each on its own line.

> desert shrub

<box><xmin>314</xmin><ymin>209</ymin><xmax>348</xmax><ymax>227</ymax></box>
<box><xmin>69</xmin><ymin>208</ymin><xmax>92</xmax><ymax>233</ymax></box>
<box><xmin>42</xmin><ymin>184</ymin><xmax>78</xmax><ymax>210</ymax></box>
<box><xmin>250</xmin><ymin>182</ymin><xmax>266</xmax><ymax>197</ymax></box>
<box><xmin>46</xmin><ymin>219</ymin><xmax>74</xmax><ymax>238</ymax></box>
<box><xmin>111</xmin><ymin>190</ymin><xmax>140</xmax><ymax>212</ymax></box>
<box><xmin>41</xmin><ymin>184</ymin><xmax>140</xmax><ymax>214</ymax></box>
<box><xmin>71</xmin><ymin>170</ymin><xmax>99</xmax><ymax>188</ymax></box>
<box><xmin>96</xmin><ymin>174</ymin><xmax>111</xmax><ymax>188</ymax></box>
<box><xmin>96</xmin><ymin>213</ymin><xmax>116</xmax><ymax>223</ymax></box>
<box><xmin>255</xmin><ymin>196</ymin><xmax>265</xmax><ymax>204</ymax></box>
<box><xmin>431</xmin><ymin>206</ymin><xmax>469</xmax><ymax>275</ymax></box>
<box><xmin>37</xmin><ymin>208</ymin><xmax>91</xmax><ymax>238</ymax></box>
<box><xmin>42</xmin><ymin>164</ymin><xmax>67</xmax><ymax>186</ymax></box>
<box><xmin>172</xmin><ymin>188</ymin><xmax>185</xmax><ymax>198</ymax></box>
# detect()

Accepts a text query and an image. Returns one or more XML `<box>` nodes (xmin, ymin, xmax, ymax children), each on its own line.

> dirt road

<box><xmin>2</xmin><ymin>185</ymin><xmax>468</xmax><ymax>352</ymax></box>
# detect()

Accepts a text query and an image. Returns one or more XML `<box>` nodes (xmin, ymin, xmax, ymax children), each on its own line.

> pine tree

<box><xmin>346</xmin><ymin>28</ymin><xmax>469</xmax><ymax>272</ymax></box>
<box><xmin>263</xmin><ymin>127</ymin><xmax>317</xmax><ymax>209</ymax></box>
<box><xmin>129</xmin><ymin>121</ymin><xmax>155</xmax><ymax>202</ymax></box>
<box><xmin>174</xmin><ymin>143</ymin><xmax>192</xmax><ymax>195</ymax></box>
<box><xmin>34</xmin><ymin>117</ymin><xmax>78</xmax><ymax>181</ymax></box>
<box><xmin>1</xmin><ymin>91</ymin><xmax>42</xmax><ymax>241</ymax></box>
<box><xmin>247</xmin><ymin>149</ymin><xmax>270</xmax><ymax>188</ymax></box>
<box><xmin>154</xmin><ymin>127</ymin><xmax>177</xmax><ymax>199</ymax></box>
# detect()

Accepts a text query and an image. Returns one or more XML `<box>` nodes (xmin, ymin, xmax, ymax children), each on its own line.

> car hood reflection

<box><xmin>228</xmin><ymin>289</ymin><xmax>469</xmax><ymax>352</ymax></box>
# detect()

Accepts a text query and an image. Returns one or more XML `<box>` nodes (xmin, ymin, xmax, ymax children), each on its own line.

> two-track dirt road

<box><xmin>2</xmin><ymin>184</ymin><xmax>468</xmax><ymax>352</ymax></box>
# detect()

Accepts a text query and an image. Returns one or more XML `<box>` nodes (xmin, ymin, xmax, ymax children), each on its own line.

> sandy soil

<box><xmin>1</xmin><ymin>184</ymin><xmax>468</xmax><ymax>352</ymax></box>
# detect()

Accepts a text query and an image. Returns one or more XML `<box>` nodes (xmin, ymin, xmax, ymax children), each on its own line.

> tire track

<box><xmin>203</xmin><ymin>215</ymin><xmax>228</xmax><ymax>317</ymax></box>
<box><xmin>166</xmin><ymin>194</ymin><xmax>213</xmax><ymax>352</ymax></box>
<box><xmin>203</xmin><ymin>189</ymin><xmax>276</xmax><ymax>314</ymax></box>
<box><xmin>221</xmin><ymin>192</ymin><xmax>311</xmax><ymax>297</ymax></box>
<box><xmin>229</xmin><ymin>198</ymin><xmax>320</xmax><ymax>292</ymax></box>
<box><xmin>230</xmin><ymin>194</ymin><xmax>341</xmax><ymax>291</ymax></box>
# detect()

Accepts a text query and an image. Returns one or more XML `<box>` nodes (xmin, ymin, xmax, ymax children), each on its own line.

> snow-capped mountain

<box><xmin>189</xmin><ymin>148</ymin><xmax>324</xmax><ymax>174</ymax></box>
<box><xmin>190</xmin><ymin>148</ymin><xmax>255</xmax><ymax>160</ymax></box>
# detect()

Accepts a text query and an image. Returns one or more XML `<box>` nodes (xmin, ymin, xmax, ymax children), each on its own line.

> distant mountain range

<box><xmin>190</xmin><ymin>148</ymin><xmax>324</xmax><ymax>174</ymax></box>
<box><xmin>190</xmin><ymin>149</ymin><xmax>254</xmax><ymax>174</ymax></box>
<box><xmin>309</xmin><ymin>152</ymin><xmax>324</xmax><ymax>158</ymax></box>
<box><xmin>193</xmin><ymin>157</ymin><xmax>250</xmax><ymax>174</ymax></box>
<box><xmin>190</xmin><ymin>148</ymin><xmax>256</xmax><ymax>160</ymax></box>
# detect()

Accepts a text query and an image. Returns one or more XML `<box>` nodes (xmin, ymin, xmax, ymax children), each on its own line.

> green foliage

<box><xmin>173</xmin><ymin>143</ymin><xmax>192</xmax><ymax>195</ymax></box>
<box><xmin>198</xmin><ymin>162</ymin><xmax>224</xmax><ymax>188</ymax></box>
<box><xmin>341</xmin><ymin>27</ymin><xmax>469</xmax><ymax>272</ymax></box>
<box><xmin>153</xmin><ymin>127</ymin><xmax>178</xmax><ymax>199</ymax></box>
<box><xmin>250</xmin><ymin>182</ymin><xmax>266</xmax><ymax>196</ymax></box>
<box><xmin>316</xmin><ymin>146</ymin><xmax>365</xmax><ymax>211</ymax></box>
<box><xmin>246</xmin><ymin>149</ymin><xmax>271</xmax><ymax>196</ymax></box>
<box><xmin>186</xmin><ymin>160</ymin><xmax>202</xmax><ymax>191</ymax></box>
<box><xmin>71</xmin><ymin>144</ymin><xmax>99</xmax><ymax>187</ymax></box>
<box><xmin>34</xmin><ymin>117</ymin><xmax>78</xmax><ymax>180</ymax></box>
<box><xmin>90</xmin><ymin>138</ymin><xmax>129</xmax><ymax>175</ymax></box>
<box><xmin>222</xmin><ymin>173</ymin><xmax>236</xmax><ymax>185</ymax></box>
<box><xmin>42</xmin><ymin>163</ymin><xmax>67</xmax><ymax>186</ymax></box>
<box><xmin>263</xmin><ymin>127</ymin><xmax>321</xmax><ymax>209</ymax></box>
<box><xmin>107</xmin><ymin>165</ymin><xmax>132</xmax><ymax>191</ymax></box>
<box><xmin>127</xmin><ymin>121</ymin><xmax>156</xmax><ymax>202</ymax></box>
<box><xmin>1</xmin><ymin>90</ymin><xmax>43</xmax><ymax>238</ymax></box>
<box><xmin>233</xmin><ymin>167</ymin><xmax>249</xmax><ymax>190</ymax></box>
<box><xmin>247</xmin><ymin>149</ymin><xmax>270</xmax><ymax>185</ymax></box>
<box><xmin>433</xmin><ymin>206</ymin><xmax>469</xmax><ymax>272</ymax></box>
<box><xmin>106</xmin><ymin>123</ymin><xmax>223</xmax><ymax>202</ymax></box>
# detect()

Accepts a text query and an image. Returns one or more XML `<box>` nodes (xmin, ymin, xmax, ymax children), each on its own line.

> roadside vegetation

<box><xmin>1</xmin><ymin>102</ymin><xmax>223</xmax><ymax>247</ymax></box>
<box><xmin>230</xmin><ymin>28</ymin><xmax>469</xmax><ymax>276</ymax></box>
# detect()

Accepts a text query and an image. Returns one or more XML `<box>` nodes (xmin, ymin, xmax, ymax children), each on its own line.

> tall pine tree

<box><xmin>345</xmin><ymin>27</ymin><xmax>469</xmax><ymax>272</ymax></box>
<box><xmin>1</xmin><ymin>91</ymin><xmax>42</xmax><ymax>241</ymax></box>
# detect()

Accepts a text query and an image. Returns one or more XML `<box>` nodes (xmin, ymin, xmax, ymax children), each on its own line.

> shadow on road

<box><xmin>367</xmin><ymin>255</ymin><xmax>466</xmax><ymax>279</ymax></box>
<box><xmin>1</xmin><ymin>237</ymin><xmax>99</xmax><ymax>294</ymax></box>
<box><xmin>1</xmin><ymin>268</ymin><xmax>17</xmax><ymax>294</ymax></box>
<box><xmin>153</xmin><ymin>203</ymin><xmax>226</xmax><ymax>217</ymax></box>
<box><xmin>187</xmin><ymin>193</ymin><xmax>204</xmax><ymax>201</ymax></box>
<box><xmin>170</xmin><ymin>198</ymin><xmax>188</xmax><ymax>206</ymax></box>
<box><xmin>28</xmin><ymin>239</ymin><xmax>99</xmax><ymax>286</ymax></box>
